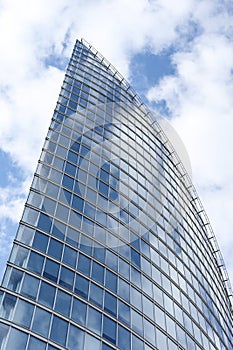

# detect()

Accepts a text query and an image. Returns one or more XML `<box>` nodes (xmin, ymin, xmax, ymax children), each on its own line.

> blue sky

<box><xmin>0</xmin><ymin>0</ymin><xmax>233</xmax><ymax>295</ymax></box>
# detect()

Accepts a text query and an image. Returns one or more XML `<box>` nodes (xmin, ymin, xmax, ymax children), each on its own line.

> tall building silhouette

<box><xmin>0</xmin><ymin>39</ymin><xmax>232</xmax><ymax>350</ymax></box>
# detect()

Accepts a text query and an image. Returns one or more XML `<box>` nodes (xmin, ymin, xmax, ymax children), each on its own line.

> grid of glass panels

<box><xmin>0</xmin><ymin>39</ymin><xmax>232</xmax><ymax>350</ymax></box>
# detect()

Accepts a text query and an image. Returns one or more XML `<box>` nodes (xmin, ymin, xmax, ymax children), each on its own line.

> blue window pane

<box><xmin>71</xmin><ymin>298</ymin><xmax>87</xmax><ymax>326</ymax></box>
<box><xmin>144</xmin><ymin>319</ymin><xmax>155</xmax><ymax>345</ymax></box>
<box><xmin>131</xmin><ymin>266</ymin><xmax>141</xmax><ymax>287</ymax></box>
<box><xmin>56</xmin><ymin>203</ymin><xmax>69</xmax><ymax>221</ymax></box>
<box><xmin>33</xmin><ymin>231</ymin><xmax>48</xmax><ymax>253</ymax></box>
<box><xmin>89</xmin><ymin>283</ymin><xmax>103</xmax><ymax>308</ymax></box>
<box><xmin>118</xmin><ymin>300</ymin><xmax>130</xmax><ymax>326</ymax></box>
<box><xmin>131</xmin><ymin>247</ymin><xmax>141</xmax><ymax>268</ymax></box>
<box><xmin>55</xmin><ymin>290</ymin><xmax>71</xmax><ymax>317</ymax></box>
<box><xmin>75</xmin><ymin>274</ymin><xmax>89</xmax><ymax>299</ymax></box>
<box><xmin>43</xmin><ymin>197</ymin><xmax>56</xmax><ymax>215</ymax></box>
<box><xmin>87</xmin><ymin>306</ymin><xmax>102</xmax><ymax>335</ymax></box>
<box><xmin>1</xmin><ymin>293</ymin><xmax>16</xmax><ymax>319</ymax></box>
<box><xmin>119</xmin><ymin>258</ymin><xmax>130</xmax><ymax>280</ymax></box>
<box><xmin>28</xmin><ymin>336</ymin><xmax>46</xmax><ymax>350</ymax></box>
<box><xmin>61</xmin><ymin>189</ymin><xmax>72</xmax><ymax>205</ymax></box>
<box><xmin>103</xmin><ymin>315</ymin><xmax>116</xmax><ymax>344</ymax></box>
<box><xmin>68</xmin><ymin>150</ymin><xmax>78</xmax><ymax>164</ymax></box>
<box><xmin>27</xmin><ymin>251</ymin><xmax>44</xmax><ymax>274</ymax></box>
<box><xmin>13</xmin><ymin>299</ymin><xmax>34</xmax><ymax>328</ymax></box>
<box><xmin>52</xmin><ymin>220</ymin><xmax>66</xmax><ymax>240</ymax></box>
<box><xmin>32</xmin><ymin>307</ymin><xmax>51</xmax><ymax>337</ymax></box>
<box><xmin>106</xmin><ymin>250</ymin><xmax>118</xmax><ymax>271</ymax></box>
<box><xmin>7</xmin><ymin>268</ymin><xmax>23</xmax><ymax>292</ymax></box>
<box><xmin>5</xmin><ymin>328</ymin><xmax>27</xmax><ymax>350</ymax></box>
<box><xmin>70</xmin><ymin>141</ymin><xmax>80</xmax><ymax>153</ymax></box>
<box><xmin>65</xmin><ymin>162</ymin><xmax>76</xmax><ymax>177</ymax></box>
<box><xmin>104</xmin><ymin>291</ymin><xmax>117</xmax><ymax>317</ymax></box>
<box><xmin>63</xmin><ymin>174</ymin><xmax>74</xmax><ymax>190</ymax></box>
<box><xmin>63</xmin><ymin>245</ymin><xmax>77</xmax><ymax>268</ymax></box>
<box><xmin>105</xmin><ymin>270</ymin><xmax>117</xmax><ymax>293</ymax></box>
<box><xmin>79</xmin><ymin>144</ymin><xmax>89</xmax><ymax>156</ymax></box>
<box><xmin>38</xmin><ymin>213</ymin><xmax>52</xmax><ymax>233</ymax></box>
<box><xmin>102</xmin><ymin>344</ymin><xmax>114</xmax><ymax>350</ymax></box>
<box><xmin>132</xmin><ymin>310</ymin><xmax>143</xmax><ymax>336</ymax></box>
<box><xmin>92</xmin><ymin>261</ymin><xmax>104</xmax><ymax>284</ymax></box>
<box><xmin>118</xmin><ymin>278</ymin><xmax>130</xmax><ymax>302</ymax></box>
<box><xmin>46</xmin><ymin>182</ymin><xmax>59</xmax><ymax>198</ymax></box>
<box><xmin>21</xmin><ymin>274</ymin><xmax>39</xmax><ymax>300</ymax></box>
<box><xmin>68</xmin><ymin>324</ymin><xmax>84</xmax><ymax>350</ymax></box>
<box><xmin>93</xmin><ymin>244</ymin><xmax>105</xmax><ymax>263</ymax></box>
<box><xmin>131</xmin><ymin>287</ymin><xmax>142</xmax><ymax>311</ymax></box>
<box><xmin>38</xmin><ymin>281</ymin><xmax>56</xmax><ymax>308</ymax></box>
<box><xmin>50</xmin><ymin>315</ymin><xmax>68</xmax><ymax>346</ymax></box>
<box><xmin>85</xmin><ymin>333</ymin><xmax>100</xmax><ymax>349</ymax></box>
<box><xmin>132</xmin><ymin>335</ymin><xmax>143</xmax><ymax>350</ymax></box>
<box><xmin>43</xmin><ymin>259</ymin><xmax>59</xmax><ymax>282</ymax></box>
<box><xmin>72</xmin><ymin>194</ymin><xmax>84</xmax><ymax>212</ymax></box>
<box><xmin>48</xmin><ymin>238</ymin><xmax>63</xmax><ymax>260</ymax></box>
<box><xmin>59</xmin><ymin>266</ymin><xmax>74</xmax><ymax>290</ymax></box>
<box><xmin>0</xmin><ymin>323</ymin><xmax>9</xmax><ymax>347</ymax></box>
<box><xmin>77</xmin><ymin>253</ymin><xmax>91</xmax><ymax>276</ymax></box>
<box><xmin>66</xmin><ymin>227</ymin><xmax>80</xmax><ymax>246</ymax></box>
<box><xmin>80</xmin><ymin>234</ymin><xmax>92</xmax><ymax>255</ymax></box>
<box><xmin>48</xmin><ymin>346</ymin><xmax>59</xmax><ymax>350</ymax></box>
<box><xmin>118</xmin><ymin>325</ymin><xmax>131</xmax><ymax>350</ymax></box>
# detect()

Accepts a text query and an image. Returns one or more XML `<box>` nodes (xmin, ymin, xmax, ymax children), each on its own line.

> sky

<box><xmin>0</xmin><ymin>0</ymin><xmax>233</xmax><ymax>296</ymax></box>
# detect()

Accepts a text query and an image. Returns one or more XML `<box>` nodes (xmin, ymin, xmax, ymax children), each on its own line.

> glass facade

<box><xmin>0</xmin><ymin>39</ymin><xmax>232</xmax><ymax>350</ymax></box>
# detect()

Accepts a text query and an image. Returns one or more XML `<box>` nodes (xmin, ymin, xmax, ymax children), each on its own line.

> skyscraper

<box><xmin>0</xmin><ymin>38</ymin><xmax>232</xmax><ymax>349</ymax></box>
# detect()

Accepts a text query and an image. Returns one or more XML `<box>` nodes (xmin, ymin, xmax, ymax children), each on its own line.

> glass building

<box><xmin>0</xmin><ymin>39</ymin><xmax>232</xmax><ymax>350</ymax></box>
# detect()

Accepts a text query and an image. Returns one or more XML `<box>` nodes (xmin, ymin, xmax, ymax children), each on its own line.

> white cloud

<box><xmin>0</xmin><ymin>0</ymin><xmax>232</xmax><ymax>291</ymax></box>
<box><xmin>147</xmin><ymin>1</ymin><xmax>233</xmax><ymax>285</ymax></box>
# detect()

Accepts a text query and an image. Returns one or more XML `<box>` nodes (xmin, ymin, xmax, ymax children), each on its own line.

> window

<box><xmin>67</xmin><ymin>324</ymin><xmax>84</xmax><ymax>350</ymax></box>
<box><xmin>32</xmin><ymin>231</ymin><xmax>48</xmax><ymax>253</ymax></box>
<box><xmin>48</xmin><ymin>238</ymin><xmax>63</xmax><ymax>260</ymax></box>
<box><xmin>92</xmin><ymin>261</ymin><xmax>104</xmax><ymax>284</ymax></box>
<box><xmin>59</xmin><ymin>266</ymin><xmax>74</xmax><ymax>290</ymax></box>
<box><xmin>0</xmin><ymin>323</ymin><xmax>9</xmax><ymax>348</ymax></box>
<box><xmin>13</xmin><ymin>299</ymin><xmax>34</xmax><ymax>328</ymax></box>
<box><xmin>37</xmin><ymin>213</ymin><xmax>52</xmax><ymax>233</ymax></box>
<box><xmin>32</xmin><ymin>307</ymin><xmax>51</xmax><ymax>337</ymax></box>
<box><xmin>87</xmin><ymin>306</ymin><xmax>102</xmax><ymax>335</ymax></box>
<box><xmin>132</xmin><ymin>334</ymin><xmax>143</xmax><ymax>350</ymax></box>
<box><xmin>118</xmin><ymin>325</ymin><xmax>130</xmax><ymax>350</ymax></box>
<box><xmin>103</xmin><ymin>316</ymin><xmax>116</xmax><ymax>344</ymax></box>
<box><xmin>71</xmin><ymin>298</ymin><xmax>87</xmax><ymax>326</ymax></box>
<box><xmin>144</xmin><ymin>319</ymin><xmax>155</xmax><ymax>345</ymax></box>
<box><xmin>1</xmin><ymin>293</ymin><xmax>16</xmax><ymax>319</ymax></box>
<box><xmin>6</xmin><ymin>268</ymin><xmax>23</xmax><ymax>292</ymax></box>
<box><xmin>89</xmin><ymin>283</ymin><xmax>103</xmax><ymax>308</ymax></box>
<box><xmin>5</xmin><ymin>328</ymin><xmax>28</xmax><ymax>350</ymax></box>
<box><xmin>43</xmin><ymin>259</ymin><xmax>59</xmax><ymax>282</ymax></box>
<box><xmin>84</xmin><ymin>333</ymin><xmax>100</xmax><ymax>349</ymax></box>
<box><xmin>63</xmin><ymin>245</ymin><xmax>77</xmax><ymax>268</ymax></box>
<box><xmin>72</xmin><ymin>194</ymin><xmax>84</xmax><ymax>212</ymax></box>
<box><xmin>55</xmin><ymin>289</ymin><xmax>71</xmax><ymax>317</ymax></box>
<box><xmin>118</xmin><ymin>300</ymin><xmax>130</xmax><ymax>325</ymax></box>
<box><xmin>105</xmin><ymin>270</ymin><xmax>117</xmax><ymax>293</ymax></box>
<box><xmin>75</xmin><ymin>274</ymin><xmax>89</xmax><ymax>299</ymax></box>
<box><xmin>21</xmin><ymin>274</ymin><xmax>39</xmax><ymax>300</ymax></box>
<box><xmin>38</xmin><ymin>281</ymin><xmax>56</xmax><ymax>308</ymax></box>
<box><xmin>27</xmin><ymin>336</ymin><xmax>46</xmax><ymax>350</ymax></box>
<box><xmin>77</xmin><ymin>253</ymin><xmax>91</xmax><ymax>276</ymax></box>
<box><xmin>132</xmin><ymin>310</ymin><xmax>143</xmax><ymax>336</ymax></box>
<box><xmin>50</xmin><ymin>315</ymin><xmax>68</xmax><ymax>347</ymax></box>
<box><xmin>27</xmin><ymin>251</ymin><xmax>44</xmax><ymax>275</ymax></box>
<box><xmin>104</xmin><ymin>291</ymin><xmax>116</xmax><ymax>317</ymax></box>
<box><xmin>118</xmin><ymin>278</ymin><xmax>130</xmax><ymax>302</ymax></box>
